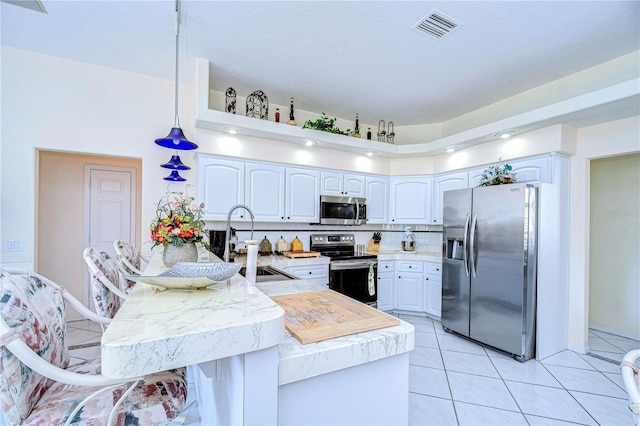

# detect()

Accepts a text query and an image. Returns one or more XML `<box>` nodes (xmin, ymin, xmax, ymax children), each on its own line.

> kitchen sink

<box><xmin>238</xmin><ymin>265</ymin><xmax>298</xmax><ymax>282</ymax></box>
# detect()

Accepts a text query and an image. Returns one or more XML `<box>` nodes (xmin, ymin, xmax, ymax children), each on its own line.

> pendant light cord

<box><xmin>173</xmin><ymin>0</ymin><xmax>181</xmax><ymax>128</ymax></box>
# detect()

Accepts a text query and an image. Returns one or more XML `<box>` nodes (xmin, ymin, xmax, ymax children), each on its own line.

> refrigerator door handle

<box><xmin>470</xmin><ymin>213</ymin><xmax>478</xmax><ymax>278</ymax></box>
<box><xmin>463</xmin><ymin>212</ymin><xmax>470</xmax><ymax>277</ymax></box>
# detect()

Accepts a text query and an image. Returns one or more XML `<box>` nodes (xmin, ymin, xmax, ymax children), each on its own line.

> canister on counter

<box><xmin>259</xmin><ymin>236</ymin><xmax>273</xmax><ymax>256</ymax></box>
<box><xmin>275</xmin><ymin>236</ymin><xmax>288</xmax><ymax>255</ymax></box>
<box><xmin>290</xmin><ymin>236</ymin><xmax>303</xmax><ymax>252</ymax></box>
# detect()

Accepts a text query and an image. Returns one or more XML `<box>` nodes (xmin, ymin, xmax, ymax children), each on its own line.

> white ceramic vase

<box><xmin>163</xmin><ymin>242</ymin><xmax>198</xmax><ymax>267</ymax></box>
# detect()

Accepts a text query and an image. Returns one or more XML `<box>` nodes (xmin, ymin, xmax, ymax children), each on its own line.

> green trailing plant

<box><xmin>303</xmin><ymin>113</ymin><xmax>351</xmax><ymax>135</ymax></box>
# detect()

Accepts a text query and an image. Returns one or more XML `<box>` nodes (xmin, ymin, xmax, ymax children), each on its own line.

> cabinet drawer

<box><xmin>426</xmin><ymin>262</ymin><xmax>442</xmax><ymax>275</ymax></box>
<box><xmin>397</xmin><ymin>261</ymin><xmax>423</xmax><ymax>273</ymax></box>
<box><xmin>286</xmin><ymin>265</ymin><xmax>328</xmax><ymax>279</ymax></box>
<box><xmin>378</xmin><ymin>261</ymin><xmax>395</xmax><ymax>272</ymax></box>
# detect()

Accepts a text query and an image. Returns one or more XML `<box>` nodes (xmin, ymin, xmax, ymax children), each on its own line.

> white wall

<box><xmin>0</xmin><ymin>46</ymin><xmax>194</xmax><ymax>269</ymax></box>
<box><xmin>589</xmin><ymin>153</ymin><xmax>639</xmax><ymax>337</ymax></box>
<box><xmin>568</xmin><ymin>115</ymin><xmax>640</xmax><ymax>352</ymax></box>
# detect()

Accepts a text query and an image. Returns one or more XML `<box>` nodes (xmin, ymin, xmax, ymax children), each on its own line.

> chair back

<box><xmin>0</xmin><ymin>274</ymin><xmax>70</xmax><ymax>425</ymax></box>
<box><xmin>83</xmin><ymin>248</ymin><xmax>124</xmax><ymax>319</ymax></box>
<box><xmin>113</xmin><ymin>240</ymin><xmax>144</xmax><ymax>274</ymax></box>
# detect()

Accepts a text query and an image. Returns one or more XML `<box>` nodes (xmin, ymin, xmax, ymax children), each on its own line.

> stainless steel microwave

<box><xmin>319</xmin><ymin>195</ymin><xmax>367</xmax><ymax>225</ymax></box>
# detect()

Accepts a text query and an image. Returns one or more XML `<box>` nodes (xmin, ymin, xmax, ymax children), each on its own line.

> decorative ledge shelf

<box><xmin>194</xmin><ymin>58</ymin><xmax>639</xmax><ymax>158</ymax></box>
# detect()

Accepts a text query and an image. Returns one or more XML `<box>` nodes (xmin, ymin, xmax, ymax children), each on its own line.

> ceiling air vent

<box><xmin>412</xmin><ymin>10</ymin><xmax>461</xmax><ymax>40</ymax></box>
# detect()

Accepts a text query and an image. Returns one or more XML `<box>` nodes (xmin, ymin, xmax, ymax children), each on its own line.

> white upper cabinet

<box><xmin>320</xmin><ymin>171</ymin><xmax>366</xmax><ymax>197</ymax></box>
<box><xmin>245</xmin><ymin>162</ymin><xmax>286</xmax><ymax>222</ymax></box>
<box><xmin>431</xmin><ymin>171</ymin><xmax>469</xmax><ymax>224</ymax></box>
<box><xmin>510</xmin><ymin>156</ymin><xmax>551</xmax><ymax>183</ymax></box>
<box><xmin>467</xmin><ymin>167</ymin><xmax>485</xmax><ymax>188</ymax></box>
<box><xmin>365</xmin><ymin>176</ymin><xmax>389</xmax><ymax>224</ymax></box>
<box><xmin>389</xmin><ymin>177</ymin><xmax>432</xmax><ymax>224</ymax></box>
<box><xmin>286</xmin><ymin>168</ymin><xmax>320</xmax><ymax>223</ymax></box>
<box><xmin>198</xmin><ymin>156</ymin><xmax>245</xmax><ymax>221</ymax></box>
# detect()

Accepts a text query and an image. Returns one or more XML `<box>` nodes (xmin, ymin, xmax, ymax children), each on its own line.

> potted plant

<box><xmin>150</xmin><ymin>190</ymin><xmax>208</xmax><ymax>266</ymax></box>
<box><xmin>303</xmin><ymin>113</ymin><xmax>347</xmax><ymax>135</ymax></box>
<box><xmin>478</xmin><ymin>159</ymin><xmax>517</xmax><ymax>186</ymax></box>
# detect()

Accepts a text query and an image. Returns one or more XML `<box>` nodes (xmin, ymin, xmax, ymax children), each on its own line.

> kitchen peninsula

<box><xmin>101</xmin><ymin>250</ymin><xmax>414</xmax><ymax>425</ymax></box>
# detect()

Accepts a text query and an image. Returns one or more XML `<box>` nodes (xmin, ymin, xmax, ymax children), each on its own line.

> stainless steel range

<box><xmin>310</xmin><ymin>234</ymin><xmax>378</xmax><ymax>307</ymax></box>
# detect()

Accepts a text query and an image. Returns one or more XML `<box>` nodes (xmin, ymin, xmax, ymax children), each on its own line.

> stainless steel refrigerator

<box><xmin>441</xmin><ymin>183</ymin><xmax>537</xmax><ymax>361</ymax></box>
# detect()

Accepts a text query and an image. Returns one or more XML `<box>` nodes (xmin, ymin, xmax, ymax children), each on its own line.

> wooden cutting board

<box><xmin>270</xmin><ymin>290</ymin><xmax>400</xmax><ymax>344</ymax></box>
<box><xmin>283</xmin><ymin>251</ymin><xmax>321</xmax><ymax>258</ymax></box>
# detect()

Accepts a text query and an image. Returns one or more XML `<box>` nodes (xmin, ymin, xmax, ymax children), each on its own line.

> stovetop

<box><xmin>310</xmin><ymin>233</ymin><xmax>377</xmax><ymax>261</ymax></box>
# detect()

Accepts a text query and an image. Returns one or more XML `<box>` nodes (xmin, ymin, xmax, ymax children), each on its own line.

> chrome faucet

<box><xmin>223</xmin><ymin>204</ymin><xmax>255</xmax><ymax>262</ymax></box>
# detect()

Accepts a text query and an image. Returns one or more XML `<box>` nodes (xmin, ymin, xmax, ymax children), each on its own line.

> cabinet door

<box><xmin>424</xmin><ymin>273</ymin><xmax>442</xmax><ymax>318</ymax></box>
<box><xmin>377</xmin><ymin>271</ymin><xmax>396</xmax><ymax>311</ymax></box>
<box><xmin>286</xmin><ymin>167</ymin><xmax>320</xmax><ymax>222</ymax></box>
<box><xmin>320</xmin><ymin>171</ymin><xmax>343</xmax><ymax>196</ymax></box>
<box><xmin>396</xmin><ymin>272</ymin><xmax>424</xmax><ymax>311</ymax></box>
<box><xmin>389</xmin><ymin>177</ymin><xmax>432</xmax><ymax>224</ymax></box>
<box><xmin>198</xmin><ymin>156</ymin><xmax>245</xmax><ymax>221</ymax></box>
<box><xmin>510</xmin><ymin>156</ymin><xmax>550</xmax><ymax>183</ymax></box>
<box><xmin>365</xmin><ymin>176</ymin><xmax>389</xmax><ymax>224</ymax></box>
<box><xmin>467</xmin><ymin>167</ymin><xmax>485</xmax><ymax>188</ymax></box>
<box><xmin>245</xmin><ymin>162</ymin><xmax>285</xmax><ymax>222</ymax></box>
<box><xmin>432</xmin><ymin>172</ymin><xmax>469</xmax><ymax>224</ymax></box>
<box><xmin>343</xmin><ymin>174</ymin><xmax>366</xmax><ymax>197</ymax></box>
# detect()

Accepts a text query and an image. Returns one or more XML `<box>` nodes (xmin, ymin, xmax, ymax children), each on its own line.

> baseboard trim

<box><xmin>568</xmin><ymin>344</ymin><xmax>588</xmax><ymax>354</ymax></box>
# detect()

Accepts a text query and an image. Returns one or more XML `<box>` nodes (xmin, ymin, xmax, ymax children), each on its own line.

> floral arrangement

<box><xmin>150</xmin><ymin>190</ymin><xmax>207</xmax><ymax>249</ymax></box>
<box><xmin>478</xmin><ymin>160</ymin><xmax>517</xmax><ymax>187</ymax></box>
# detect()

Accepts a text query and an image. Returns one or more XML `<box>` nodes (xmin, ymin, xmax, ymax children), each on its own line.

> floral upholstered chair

<box><xmin>0</xmin><ymin>273</ymin><xmax>187</xmax><ymax>426</ymax></box>
<box><xmin>82</xmin><ymin>248</ymin><xmax>128</xmax><ymax>321</ymax></box>
<box><xmin>112</xmin><ymin>240</ymin><xmax>149</xmax><ymax>291</ymax></box>
<box><xmin>113</xmin><ymin>240</ymin><xmax>149</xmax><ymax>276</ymax></box>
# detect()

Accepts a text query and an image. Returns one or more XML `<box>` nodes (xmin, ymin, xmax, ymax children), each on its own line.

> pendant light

<box><xmin>163</xmin><ymin>170</ymin><xmax>187</xmax><ymax>182</ymax></box>
<box><xmin>155</xmin><ymin>0</ymin><xmax>197</xmax><ymax>151</ymax></box>
<box><xmin>161</xmin><ymin>153</ymin><xmax>191</xmax><ymax>170</ymax></box>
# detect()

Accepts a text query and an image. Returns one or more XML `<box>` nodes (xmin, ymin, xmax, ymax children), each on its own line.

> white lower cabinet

<box><xmin>285</xmin><ymin>264</ymin><xmax>329</xmax><ymax>286</ymax></box>
<box><xmin>395</xmin><ymin>261</ymin><xmax>424</xmax><ymax>312</ymax></box>
<box><xmin>424</xmin><ymin>262</ymin><xmax>442</xmax><ymax>318</ymax></box>
<box><xmin>376</xmin><ymin>261</ymin><xmax>396</xmax><ymax>311</ymax></box>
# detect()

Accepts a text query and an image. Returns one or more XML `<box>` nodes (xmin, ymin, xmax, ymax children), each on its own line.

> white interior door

<box><xmin>84</xmin><ymin>166</ymin><xmax>135</xmax><ymax>306</ymax></box>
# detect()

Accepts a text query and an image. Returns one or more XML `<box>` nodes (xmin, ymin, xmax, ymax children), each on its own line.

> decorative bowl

<box><xmin>132</xmin><ymin>262</ymin><xmax>242</xmax><ymax>290</ymax></box>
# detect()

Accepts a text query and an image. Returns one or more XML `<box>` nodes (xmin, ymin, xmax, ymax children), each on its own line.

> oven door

<box><xmin>329</xmin><ymin>259</ymin><xmax>378</xmax><ymax>306</ymax></box>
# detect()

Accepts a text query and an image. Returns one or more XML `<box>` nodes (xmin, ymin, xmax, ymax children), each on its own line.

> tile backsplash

<box><xmin>205</xmin><ymin>221</ymin><xmax>442</xmax><ymax>253</ymax></box>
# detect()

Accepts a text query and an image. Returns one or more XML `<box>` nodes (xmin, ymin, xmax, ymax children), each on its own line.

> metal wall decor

<box><xmin>387</xmin><ymin>121</ymin><xmax>395</xmax><ymax>144</ymax></box>
<box><xmin>225</xmin><ymin>87</ymin><xmax>236</xmax><ymax>114</ymax></box>
<box><xmin>377</xmin><ymin>120</ymin><xmax>386</xmax><ymax>142</ymax></box>
<box><xmin>246</xmin><ymin>90</ymin><xmax>269</xmax><ymax>119</ymax></box>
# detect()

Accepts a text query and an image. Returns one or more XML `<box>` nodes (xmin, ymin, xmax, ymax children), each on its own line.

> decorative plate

<box><xmin>131</xmin><ymin>262</ymin><xmax>242</xmax><ymax>290</ymax></box>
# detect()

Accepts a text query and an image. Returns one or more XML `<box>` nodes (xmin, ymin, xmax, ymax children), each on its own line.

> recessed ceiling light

<box><xmin>224</xmin><ymin>127</ymin><xmax>239</xmax><ymax>135</ymax></box>
<box><xmin>446</xmin><ymin>146</ymin><xmax>458</xmax><ymax>153</ymax></box>
<box><xmin>304</xmin><ymin>140</ymin><xmax>317</xmax><ymax>147</ymax></box>
<box><xmin>495</xmin><ymin>131</ymin><xmax>515</xmax><ymax>139</ymax></box>
<box><xmin>364</xmin><ymin>151</ymin><xmax>375</xmax><ymax>157</ymax></box>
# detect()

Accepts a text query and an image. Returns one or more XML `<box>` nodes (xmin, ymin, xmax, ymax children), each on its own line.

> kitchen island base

<box><xmin>279</xmin><ymin>352</ymin><xmax>409</xmax><ymax>425</ymax></box>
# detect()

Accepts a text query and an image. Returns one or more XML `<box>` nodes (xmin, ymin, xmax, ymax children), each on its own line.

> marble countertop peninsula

<box><xmin>101</xmin><ymin>252</ymin><xmax>285</xmax><ymax>379</ymax></box>
<box><xmin>102</xmin><ymin>247</ymin><xmax>413</xmax><ymax>385</ymax></box>
<box><xmin>256</xmin><ymin>280</ymin><xmax>415</xmax><ymax>385</ymax></box>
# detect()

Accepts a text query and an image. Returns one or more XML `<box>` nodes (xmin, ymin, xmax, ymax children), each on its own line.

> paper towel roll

<box><xmin>245</xmin><ymin>240</ymin><xmax>258</xmax><ymax>285</ymax></box>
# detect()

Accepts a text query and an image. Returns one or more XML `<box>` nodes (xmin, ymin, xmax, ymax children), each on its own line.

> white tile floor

<box><xmin>67</xmin><ymin>315</ymin><xmax>638</xmax><ymax>426</ymax></box>
<box><xmin>589</xmin><ymin>328</ymin><xmax>640</xmax><ymax>364</ymax></box>
<box><xmin>398</xmin><ymin>313</ymin><xmax>637</xmax><ymax>426</ymax></box>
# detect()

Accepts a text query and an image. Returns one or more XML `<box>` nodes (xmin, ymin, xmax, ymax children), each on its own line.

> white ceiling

<box><xmin>2</xmin><ymin>1</ymin><xmax>639</xmax><ymax>135</ymax></box>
